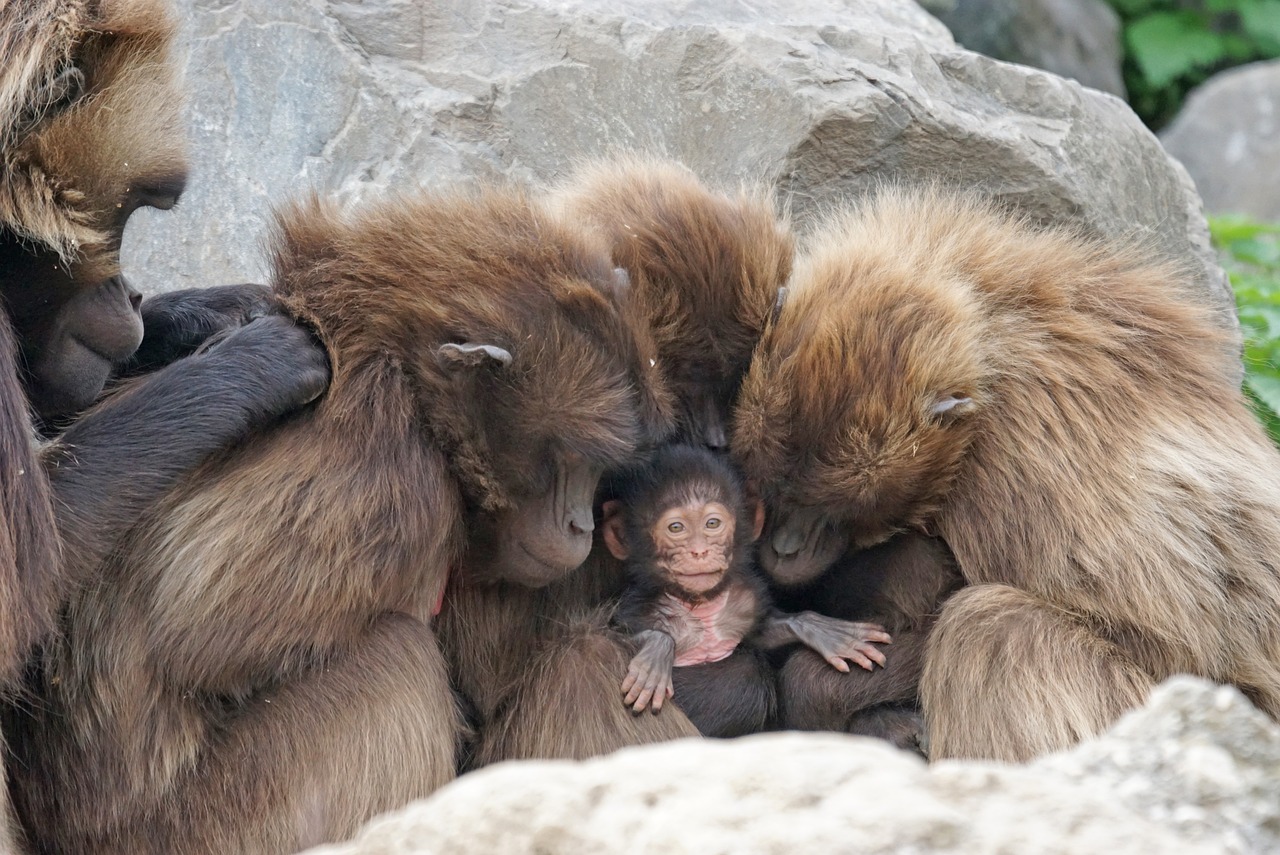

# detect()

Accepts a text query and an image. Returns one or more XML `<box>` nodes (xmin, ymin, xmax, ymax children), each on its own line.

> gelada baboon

<box><xmin>607</xmin><ymin>444</ymin><xmax>890</xmax><ymax>737</ymax></box>
<box><xmin>551</xmin><ymin>156</ymin><xmax>792</xmax><ymax>451</ymax></box>
<box><xmin>733</xmin><ymin>183</ymin><xmax>1280</xmax><ymax>762</ymax></box>
<box><xmin>9</xmin><ymin>187</ymin><xmax>666</xmax><ymax>854</ymax></box>
<box><xmin>440</xmin><ymin>159</ymin><xmax>796</xmax><ymax>764</ymax></box>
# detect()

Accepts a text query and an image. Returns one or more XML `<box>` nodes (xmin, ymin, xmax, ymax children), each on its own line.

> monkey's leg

<box><xmin>779</xmin><ymin>627</ymin><xmax>925</xmax><ymax>735</ymax></box>
<box><xmin>477</xmin><ymin>615</ymin><xmax>699</xmax><ymax>764</ymax></box>
<box><xmin>922</xmin><ymin>584</ymin><xmax>1154</xmax><ymax>763</ymax></box>
<box><xmin>671</xmin><ymin>648</ymin><xmax>777</xmax><ymax>737</ymax></box>
<box><xmin>85</xmin><ymin>613</ymin><xmax>460</xmax><ymax>855</ymax></box>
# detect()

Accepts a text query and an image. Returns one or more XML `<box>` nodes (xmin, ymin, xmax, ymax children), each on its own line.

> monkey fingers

<box><xmin>622</xmin><ymin>630</ymin><xmax>676</xmax><ymax>713</ymax></box>
<box><xmin>790</xmin><ymin>612</ymin><xmax>892</xmax><ymax>672</ymax></box>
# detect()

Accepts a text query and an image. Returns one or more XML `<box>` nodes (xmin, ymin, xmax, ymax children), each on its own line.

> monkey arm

<box><xmin>42</xmin><ymin>315</ymin><xmax>329</xmax><ymax>593</ymax></box>
<box><xmin>117</xmin><ymin>284</ymin><xmax>276</xmax><ymax>377</ymax></box>
<box><xmin>757</xmin><ymin>610</ymin><xmax>892</xmax><ymax>672</ymax></box>
<box><xmin>621</xmin><ymin>629</ymin><xmax>676</xmax><ymax>713</ymax></box>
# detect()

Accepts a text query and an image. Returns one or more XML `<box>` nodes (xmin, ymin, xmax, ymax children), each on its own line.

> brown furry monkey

<box><xmin>606</xmin><ymin>445</ymin><xmax>891</xmax><ymax>737</ymax></box>
<box><xmin>7</xmin><ymin>186</ymin><xmax>669</xmax><ymax>854</ymax></box>
<box><xmin>551</xmin><ymin>156</ymin><xmax>792</xmax><ymax>451</ymax></box>
<box><xmin>454</xmin><ymin>158</ymin><xmax>794</xmax><ymax>764</ymax></box>
<box><xmin>733</xmin><ymin>183</ymin><xmax>1280</xmax><ymax>763</ymax></box>
<box><xmin>1</xmin><ymin>3</ymin><xmax>325</xmax><ymax>851</ymax></box>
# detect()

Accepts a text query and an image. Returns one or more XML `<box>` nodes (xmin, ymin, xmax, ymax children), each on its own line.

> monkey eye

<box><xmin>668</xmin><ymin>521</ymin><xmax>685</xmax><ymax>534</ymax></box>
<box><xmin>706</xmin><ymin>518</ymin><xmax>721</xmax><ymax>529</ymax></box>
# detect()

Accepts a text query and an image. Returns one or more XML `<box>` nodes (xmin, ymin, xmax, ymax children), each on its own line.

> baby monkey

<box><xmin>603</xmin><ymin>445</ymin><xmax>891</xmax><ymax>737</ymax></box>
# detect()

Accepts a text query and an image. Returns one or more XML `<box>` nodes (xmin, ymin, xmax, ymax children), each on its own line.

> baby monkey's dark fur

<box><xmin>610</xmin><ymin>445</ymin><xmax>890</xmax><ymax>737</ymax></box>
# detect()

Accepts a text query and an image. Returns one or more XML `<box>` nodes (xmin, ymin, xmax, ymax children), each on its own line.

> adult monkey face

<box><xmin>0</xmin><ymin>0</ymin><xmax>189</xmax><ymax>418</ymax></box>
<box><xmin>480</xmin><ymin>453</ymin><xmax>602</xmax><ymax>587</ymax></box>
<box><xmin>435</xmin><ymin>341</ymin><xmax>604</xmax><ymax>587</ymax></box>
<box><xmin>757</xmin><ymin>503</ymin><xmax>848</xmax><ymax>587</ymax></box>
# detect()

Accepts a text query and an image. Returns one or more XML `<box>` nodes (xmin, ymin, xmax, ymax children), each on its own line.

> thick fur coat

<box><xmin>12</xmin><ymin>188</ymin><xmax>669</xmax><ymax>854</ymax></box>
<box><xmin>734</xmin><ymin>184</ymin><xmax>1280</xmax><ymax>761</ymax></box>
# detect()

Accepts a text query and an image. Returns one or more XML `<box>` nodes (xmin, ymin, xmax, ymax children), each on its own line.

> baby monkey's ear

<box><xmin>745</xmin><ymin>480</ymin><xmax>766</xmax><ymax>542</ymax></box>
<box><xmin>601</xmin><ymin>499</ymin><xmax>629</xmax><ymax>560</ymax></box>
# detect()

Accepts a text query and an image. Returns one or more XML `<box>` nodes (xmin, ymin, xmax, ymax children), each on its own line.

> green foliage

<box><xmin>1210</xmin><ymin>215</ymin><xmax>1280</xmax><ymax>443</ymax></box>
<box><xmin>1106</xmin><ymin>0</ymin><xmax>1280</xmax><ymax>128</ymax></box>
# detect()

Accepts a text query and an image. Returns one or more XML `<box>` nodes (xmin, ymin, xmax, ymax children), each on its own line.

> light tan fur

<box><xmin>1</xmin><ymin>0</ymin><xmax>184</xmax><ymax>272</ymax></box>
<box><xmin>734</xmin><ymin>184</ymin><xmax>1280</xmax><ymax>762</ymax></box>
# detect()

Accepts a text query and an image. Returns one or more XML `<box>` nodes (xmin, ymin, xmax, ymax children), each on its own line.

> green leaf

<box><xmin>1247</xmin><ymin>374</ymin><xmax>1280</xmax><ymax>429</ymax></box>
<box><xmin>1127</xmin><ymin>12</ymin><xmax>1228</xmax><ymax>87</ymax></box>
<box><xmin>1240</xmin><ymin>0</ymin><xmax>1280</xmax><ymax>50</ymax></box>
<box><xmin>1240</xmin><ymin>306</ymin><xmax>1280</xmax><ymax>339</ymax></box>
<box><xmin>1108</xmin><ymin>0</ymin><xmax>1164</xmax><ymax>18</ymax></box>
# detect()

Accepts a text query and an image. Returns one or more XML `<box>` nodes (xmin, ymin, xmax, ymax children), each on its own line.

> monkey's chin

<box><xmin>674</xmin><ymin>571</ymin><xmax>726</xmax><ymax>597</ymax></box>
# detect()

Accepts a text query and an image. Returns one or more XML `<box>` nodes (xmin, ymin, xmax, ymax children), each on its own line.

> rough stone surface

<box><xmin>122</xmin><ymin>0</ymin><xmax>1234</xmax><ymax>349</ymax></box>
<box><xmin>933</xmin><ymin>0</ymin><xmax>1126</xmax><ymax>98</ymax></box>
<box><xmin>1161</xmin><ymin>60</ymin><xmax>1280</xmax><ymax>221</ymax></box>
<box><xmin>306</xmin><ymin>678</ymin><xmax>1280</xmax><ymax>854</ymax></box>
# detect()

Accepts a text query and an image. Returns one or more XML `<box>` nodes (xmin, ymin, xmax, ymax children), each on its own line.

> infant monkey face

<box><xmin>654</xmin><ymin>500</ymin><xmax>735</xmax><ymax>593</ymax></box>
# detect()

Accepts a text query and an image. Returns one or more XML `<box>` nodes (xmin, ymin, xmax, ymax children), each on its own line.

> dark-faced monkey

<box><xmin>604</xmin><ymin>445</ymin><xmax>891</xmax><ymax>737</ymax></box>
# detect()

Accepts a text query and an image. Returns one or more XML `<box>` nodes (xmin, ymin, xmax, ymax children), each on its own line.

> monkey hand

<box><xmin>125</xmin><ymin>284</ymin><xmax>278</xmax><ymax>375</ymax></box>
<box><xmin>621</xmin><ymin>631</ymin><xmax>676</xmax><ymax>713</ymax></box>
<box><xmin>786</xmin><ymin>611</ymin><xmax>891</xmax><ymax>673</ymax></box>
<box><xmin>201</xmin><ymin>315</ymin><xmax>331</xmax><ymax>418</ymax></box>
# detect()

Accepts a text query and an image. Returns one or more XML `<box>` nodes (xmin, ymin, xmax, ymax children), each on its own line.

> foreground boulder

<box><xmin>1161</xmin><ymin>60</ymin><xmax>1280</xmax><ymax>221</ymax></box>
<box><xmin>125</xmin><ymin>0</ymin><xmax>1232</xmax><ymax>348</ymax></box>
<box><xmin>308</xmin><ymin>678</ymin><xmax>1280</xmax><ymax>854</ymax></box>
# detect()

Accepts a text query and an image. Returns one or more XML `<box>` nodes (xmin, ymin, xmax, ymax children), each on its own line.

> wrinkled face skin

<box><xmin>756</xmin><ymin>503</ymin><xmax>850</xmax><ymax>588</ymax></box>
<box><xmin>468</xmin><ymin>455</ymin><xmax>604</xmax><ymax>588</ymax></box>
<box><xmin>652</xmin><ymin>499</ymin><xmax>735</xmax><ymax>596</ymax></box>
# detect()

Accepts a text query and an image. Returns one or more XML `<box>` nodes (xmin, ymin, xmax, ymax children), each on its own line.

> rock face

<box><xmin>1161</xmin><ymin>60</ymin><xmax>1280</xmax><ymax>221</ymax></box>
<box><xmin>306</xmin><ymin>678</ymin><xmax>1280</xmax><ymax>855</ymax></box>
<box><xmin>933</xmin><ymin>0</ymin><xmax>1126</xmax><ymax>98</ymax></box>
<box><xmin>123</xmin><ymin>0</ymin><xmax>1234</xmax><ymax>348</ymax></box>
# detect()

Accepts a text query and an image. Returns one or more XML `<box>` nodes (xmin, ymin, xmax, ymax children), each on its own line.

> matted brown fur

<box><xmin>551</xmin><ymin>156</ymin><xmax>792</xmax><ymax>449</ymax></box>
<box><xmin>1</xmin><ymin>0</ymin><xmax>184</xmax><ymax>274</ymax></box>
<box><xmin>12</xmin><ymin>187</ymin><xmax>670</xmax><ymax>854</ymax></box>
<box><xmin>733</xmin><ymin>184</ymin><xmax>1280</xmax><ymax>762</ymax></box>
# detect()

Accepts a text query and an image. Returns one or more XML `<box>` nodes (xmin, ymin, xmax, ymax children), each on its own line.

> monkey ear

<box><xmin>436</xmin><ymin>343</ymin><xmax>513</xmax><ymax>371</ymax></box>
<box><xmin>771</xmin><ymin>287</ymin><xmax>788</xmax><ymax>326</ymax></box>
<box><xmin>601</xmin><ymin>499</ymin><xmax>629</xmax><ymax>560</ymax></box>
<box><xmin>611</xmin><ymin>267</ymin><xmax>631</xmax><ymax>293</ymax></box>
<box><xmin>744</xmin><ymin>480</ymin><xmax>766</xmax><ymax>542</ymax></box>
<box><xmin>751</xmin><ymin>499</ymin><xmax>766</xmax><ymax>542</ymax></box>
<box><xmin>929</xmin><ymin>393</ymin><xmax>976</xmax><ymax>419</ymax></box>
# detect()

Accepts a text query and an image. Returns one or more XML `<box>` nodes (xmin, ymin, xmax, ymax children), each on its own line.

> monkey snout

<box><xmin>567</xmin><ymin>514</ymin><xmax>594</xmax><ymax>536</ymax></box>
<box><xmin>772</xmin><ymin>528</ymin><xmax>805</xmax><ymax>557</ymax></box>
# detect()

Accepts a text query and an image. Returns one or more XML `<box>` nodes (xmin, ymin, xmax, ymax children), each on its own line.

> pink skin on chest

<box><xmin>658</xmin><ymin>589</ymin><xmax>741</xmax><ymax>666</ymax></box>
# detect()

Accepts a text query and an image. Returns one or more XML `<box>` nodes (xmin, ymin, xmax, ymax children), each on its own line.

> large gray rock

<box><xmin>306</xmin><ymin>678</ymin><xmax>1280</xmax><ymax>854</ymax></box>
<box><xmin>1161</xmin><ymin>60</ymin><xmax>1280</xmax><ymax>221</ymax></box>
<box><xmin>934</xmin><ymin>0</ymin><xmax>1126</xmax><ymax>98</ymax></box>
<box><xmin>123</xmin><ymin>0</ymin><xmax>1235</xmax><ymax>347</ymax></box>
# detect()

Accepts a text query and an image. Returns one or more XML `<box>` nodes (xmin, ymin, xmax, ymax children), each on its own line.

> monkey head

<box><xmin>1</xmin><ymin>0</ymin><xmax>188</xmax><ymax>418</ymax></box>
<box><xmin>273</xmin><ymin>190</ymin><xmax>675</xmax><ymax>589</ymax></box>
<box><xmin>732</xmin><ymin>203</ymin><xmax>990</xmax><ymax>587</ymax></box>
<box><xmin>602</xmin><ymin>444</ymin><xmax>764</xmax><ymax>601</ymax></box>
<box><xmin>551</xmin><ymin>157</ymin><xmax>793</xmax><ymax>452</ymax></box>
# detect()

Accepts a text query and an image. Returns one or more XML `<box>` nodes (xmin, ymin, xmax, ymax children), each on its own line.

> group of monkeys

<box><xmin>6</xmin><ymin>1</ymin><xmax>1280</xmax><ymax>854</ymax></box>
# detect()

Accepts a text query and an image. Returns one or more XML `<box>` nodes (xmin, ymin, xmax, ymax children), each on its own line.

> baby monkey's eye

<box><xmin>706</xmin><ymin>518</ymin><xmax>721</xmax><ymax>529</ymax></box>
<box><xmin>668</xmin><ymin>521</ymin><xmax>685</xmax><ymax>533</ymax></box>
